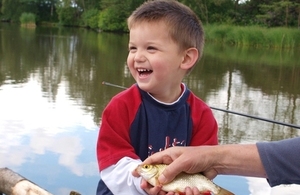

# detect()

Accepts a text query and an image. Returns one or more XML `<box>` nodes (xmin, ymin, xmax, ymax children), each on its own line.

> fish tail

<box><xmin>217</xmin><ymin>187</ymin><xmax>235</xmax><ymax>195</ymax></box>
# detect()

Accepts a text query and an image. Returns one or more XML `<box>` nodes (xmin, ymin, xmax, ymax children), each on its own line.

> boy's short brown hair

<box><xmin>128</xmin><ymin>0</ymin><xmax>205</xmax><ymax>64</ymax></box>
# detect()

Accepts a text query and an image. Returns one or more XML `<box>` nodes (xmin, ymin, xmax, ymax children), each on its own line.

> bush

<box><xmin>57</xmin><ymin>7</ymin><xmax>80</xmax><ymax>26</ymax></box>
<box><xmin>82</xmin><ymin>9</ymin><xmax>99</xmax><ymax>29</ymax></box>
<box><xmin>98</xmin><ymin>7</ymin><xmax>127</xmax><ymax>32</ymax></box>
<box><xmin>20</xmin><ymin>12</ymin><xmax>36</xmax><ymax>24</ymax></box>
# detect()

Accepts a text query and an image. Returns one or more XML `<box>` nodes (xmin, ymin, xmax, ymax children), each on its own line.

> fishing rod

<box><xmin>102</xmin><ymin>81</ymin><xmax>300</xmax><ymax>129</ymax></box>
<box><xmin>209</xmin><ymin>106</ymin><xmax>300</xmax><ymax>129</ymax></box>
<box><xmin>102</xmin><ymin>81</ymin><xmax>128</xmax><ymax>89</ymax></box>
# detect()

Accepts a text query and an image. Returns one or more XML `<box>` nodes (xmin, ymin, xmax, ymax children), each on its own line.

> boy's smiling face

<box><xmin>127</xmin><ymin>21</ymin><xmax>187</xmax><ymax>102</ymax></box>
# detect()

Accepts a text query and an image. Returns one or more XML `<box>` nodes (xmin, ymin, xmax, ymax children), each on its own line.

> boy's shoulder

<box><xmin>112</xmin><ymin>84</ymin><xmax>140</xmax><ymax>100</ymax></box>
<box><xmin>103</xmin><ymin>84</ymin><xmax>142</xmax><ymax>120</ymax></box>
<box><xmin>107</xmin><ymin>84</ymin><xmax>142</xmax><ymax>109</ymax></box>
<box><xmin>187</xmin><ymin>90</ymin><xmax>210</xmax><ymax>109</ymax></box>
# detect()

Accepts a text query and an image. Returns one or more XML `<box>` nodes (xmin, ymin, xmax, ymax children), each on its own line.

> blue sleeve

<box><xmin>256</xmin><ymin>137</ymin><xmax>300</xmax><ymax>187</ymax></box>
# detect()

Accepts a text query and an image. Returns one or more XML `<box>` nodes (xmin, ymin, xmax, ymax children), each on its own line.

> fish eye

<box><xmin>143</xmin><ymin>165</ymin><xmax>150</xmax><ymax>169</ymax></box>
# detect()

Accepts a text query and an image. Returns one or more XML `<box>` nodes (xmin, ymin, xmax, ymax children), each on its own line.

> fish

<box><xmin>70</xmin><ymin>191</ymin><xmax>81</xmax><ymax>195</ymax></box>
<box><xmin>135</xmin><ymin>164</ymin><xmax>234</xmax><ymax>195</ymax></box>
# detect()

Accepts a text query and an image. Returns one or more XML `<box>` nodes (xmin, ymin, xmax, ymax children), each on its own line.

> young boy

<box><xmin>96</xmin><ymin>0</ymin><xmax>218</xmax><ymax>194</ymax></box>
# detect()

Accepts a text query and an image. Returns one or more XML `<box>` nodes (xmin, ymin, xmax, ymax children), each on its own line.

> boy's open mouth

<box><xmin>137</xmin><ymin>68</ymin><xmax>153</xmax><ymax>76</ymax></box>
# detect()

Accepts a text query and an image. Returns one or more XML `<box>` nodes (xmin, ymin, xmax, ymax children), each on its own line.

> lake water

<box><xmin>0</xmin><ymin>23</ymin><xmax>300</xmax><ymax>194</ymax></box>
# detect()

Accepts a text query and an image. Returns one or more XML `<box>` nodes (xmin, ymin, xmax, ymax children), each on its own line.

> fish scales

<box><xmin>135</xmin><ymin>164</ymin><xmax>234</xmax><ymax>195</ymax></box>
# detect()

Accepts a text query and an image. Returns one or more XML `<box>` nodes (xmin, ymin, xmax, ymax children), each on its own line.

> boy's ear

<box><xmin>180</xmin><ymin>48</ymin><xmax>199</xmax><ymax>70</ymax></box>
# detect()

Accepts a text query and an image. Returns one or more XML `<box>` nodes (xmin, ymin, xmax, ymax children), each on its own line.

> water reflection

<box><xmin>0</xmin><ymin>79</ymin><xmax>99</xmax><ymax>194</ymax></box>
<box><xmin>185</xmin><ymin>44</ymin><xmax>300</xmax><ymax>144</ymax></box>
<box><xmin>1</xmin><ymin>23</ymin><xmax>300</xmax><ymax>194</ymax></box>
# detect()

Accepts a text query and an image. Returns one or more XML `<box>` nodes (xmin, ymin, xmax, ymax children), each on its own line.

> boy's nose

<box><xmin>134</xmin><ymin>50</ymin><xmax>146</xmax><ymax>62</ymax></box>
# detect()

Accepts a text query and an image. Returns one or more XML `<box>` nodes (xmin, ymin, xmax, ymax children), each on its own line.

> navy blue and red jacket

<box><xmin>97</xmin><ymin>83</ymin><xmax>218</xmax><ymax>194</ymax></box>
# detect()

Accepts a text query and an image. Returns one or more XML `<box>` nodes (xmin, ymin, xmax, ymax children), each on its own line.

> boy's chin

<box><xmin>137</xmin><ymin>82</ymin><xmax>152</xmax><ymax>92</ymax></box>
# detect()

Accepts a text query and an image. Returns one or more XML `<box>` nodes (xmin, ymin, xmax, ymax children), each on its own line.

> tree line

<box><xmin>1</xmin><ymin>0</ymin><xmax>300</xmax><ymax>32</ymax></box>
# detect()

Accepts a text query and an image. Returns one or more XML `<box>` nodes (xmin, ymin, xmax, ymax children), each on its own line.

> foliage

<box><xmin>1</xmin><ymin>0</ymin><xmax>300</xmax><ymax>30</ymax></box>
<box><xmin>36</xmin><ymin>0</ymin><xmax>59</xmax><ymax>22</ymax></box>
<box><xmin>20</xmin><ymin>12</ymin><xmax>36</xmax><ymax>24</ymax></box>
<box><xmin>98</xmin><ymin>0</ymin><xmax>144</xmax><ymax>32</ymax></box>
<box><xmin>81</xmin><ymin>8</ymin><xmax>99</xmax><ymax>29</ymax></box>
<box><xmin>56</xmin><ymin>6</ymin><xmax>81</xmax><ymax>26</ymax></box>
<box><xmin>1</xmin><ymin>0</ymin><xmax>25</xmax><ymax>22</ymax></box>
<box><xmin>178</xmin><ymin>0</ymin><xmax>235</xmax><ymax>24</ymax></box>
<box><xmin>98</xmin><ymin>7</ymin><xmax>127</xmax><ymax>32</ymax></box>
<box><xmin>1</xmin><ymin>0</ymin><xmax>58</xmax><ymax>22</ymax></box>
<box><xmin>257</xmin><ymin>1</ymin><xmax>300</xmax><ymax>27</ymax></box>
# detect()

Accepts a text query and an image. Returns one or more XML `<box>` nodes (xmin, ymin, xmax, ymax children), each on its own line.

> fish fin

<box><xmin>217</xmin><ymin>187</ymin><xmax>235</xmax><ymax>195</ymax></box>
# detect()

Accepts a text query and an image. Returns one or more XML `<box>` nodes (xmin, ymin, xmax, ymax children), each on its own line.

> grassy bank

<box><xmin>204</xmin><ymin>25</ymin><xmax>300</xmax><ymax>49</ymax></box>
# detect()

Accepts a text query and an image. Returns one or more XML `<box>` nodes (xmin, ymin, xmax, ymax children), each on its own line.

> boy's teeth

<box><xmin>138</xmin><ymin>68</ymin><xmax>150</xmax><ymax>72</ymax></box>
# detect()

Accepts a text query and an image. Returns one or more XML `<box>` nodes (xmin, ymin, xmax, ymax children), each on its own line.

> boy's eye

<box><xmin>147</xmin><ymin>46</ymin><xmax>156</xmax><ymax>51</ymax></box>
<box><xmin>128</xmin><ymin>46</ymin><xmax>137</xmax><ymax>51</ymax></box>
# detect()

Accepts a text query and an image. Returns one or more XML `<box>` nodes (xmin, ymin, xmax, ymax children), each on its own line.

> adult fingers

<box><xmin>158</xmin><ymin>155</ymin><xmax>189</xmax><ymax>184</ymax></box>
<box><xmin>143</xmin><ymin>150</ymin><xmax>175</xmax><ymax>165</ymax></box>
<box><xmin>141</xmin><ymin>180</ymin><xmax>164</xmax><ymax>195</ymax></box>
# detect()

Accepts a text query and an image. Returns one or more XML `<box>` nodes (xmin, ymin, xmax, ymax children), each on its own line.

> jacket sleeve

<box><xmin>97</xmin><ymin>86</ymin><xmax>141</xmax><ymax>171</ymax></box>
<box><xmin>256</xmin><ymin>137</ymin><xmax>300</xmax><ymax>187</ymax></box>
<box><xmin>188</xmin><ymin>93</ymin><xmax>218</xmax><ymax>146</ymax></box>
<box><xmin>101</xmin><ymin>157</ymin><xmax>147</xmax><ymax>195</ymax></box>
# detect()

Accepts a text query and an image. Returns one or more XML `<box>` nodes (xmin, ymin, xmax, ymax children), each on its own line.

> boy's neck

<box><xmin>147</xmin><ymin>83</ymin><xmax>185</xmax><ymax>104</ymax></box>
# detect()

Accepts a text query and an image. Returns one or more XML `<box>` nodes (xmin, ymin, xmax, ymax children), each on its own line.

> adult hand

<box><xmin>142</xmin><ymin>146</ymin><xmax>219</xmax><ymax>184</ymax></box>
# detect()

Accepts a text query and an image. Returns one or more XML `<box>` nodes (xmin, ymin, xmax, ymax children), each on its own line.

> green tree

<box><xmin>56</xmin><ymin>0</ymin><xmax>82</xmax><ymax>26</ymax></box>
<box><xmin>179</xmin><ymin>0</ymin><xmax>235</xmax><ymax>24</ymax></box>
<box><xmin>2</xmin><ymin>0</ymin><xmax>24</xmax><ymax>22</ymax></box>
<box><xmin>1</xmin><ymin>0</ymin><xmax>58</xmax><ymax>22</ymax></box>
<box><xmin>57</xmin><ymin>6</ymin><xmax>80</xmax><ymax>26</ymax></box>
<box><xmin>1</xmin><ymin>0</ymin><xmax>300</xmax><ymax>30</ymax></box>
<box><xmin>36</xmin><ymin>0</ymin><xmax>59</xmax><ymax>22</ymax></box>
<box><xmin>98</xmin><ymin>0</ymin><xmax>144</xmax><ymax>32</ymax></box>
<box><xmin>82</xmin><ymin>8</ymin><xmax>99</xmax><ymax>29</ymax></box>
<box><xmin>257</xmin><ymin>0</ymin><xmax>300</xmax><ymax>27</ymax></box>
<box><xmin>79</xmin><ymin>0</ymin><xmax>100</xmax><ymax>10</ymax></box>
<box><xmin>233</xmin><ymin>0</ymin><xmax>274</xmax><ymax>25</ymax></box>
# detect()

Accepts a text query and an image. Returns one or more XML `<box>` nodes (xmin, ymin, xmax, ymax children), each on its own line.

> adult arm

<box><xmin>257</xmin><ymin>137</ymin><xmax>300</xmax><ymax>187</ymax></box>
<box><xmin>142</xmin><ymin>144</ymin><xmax>266</xmax><ymax>184</ymax></box>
